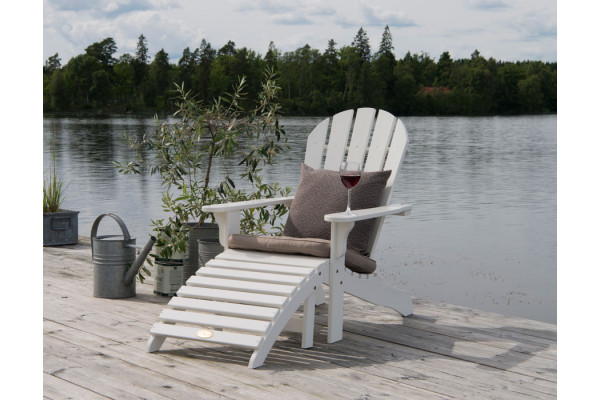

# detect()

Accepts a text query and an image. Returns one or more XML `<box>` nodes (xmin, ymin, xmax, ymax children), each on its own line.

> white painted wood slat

<box><xmin>197</xmin><ymin>266</ymin><xmax>307</xmax><ymax>285</ymax></box>
<box><xmin>206</xmin><ymin>258</ymin><xmax>316</xmax><ymax>276</ymax></box>
<box><xmin>203</xmin><ymin>196</ymin><xmax>294</xmax><ymax>213</ymax></box>
<box><xmin>158</xmin><ymin>309</ymin><xmax>271</xmax><ymax>334</ymax></box>
<box><xmin>217</xmin><ymin>249</ymin><xmax>328</xmax><ymax>269</ymax></box>
<box><xmin>383</xmin><ymin>118</ymin><xmax>409</xmax><ymax>189</ymax></box>
<box><xmin>346</xmin><ymin>108</ymin><xmax>376</xmax><ymax>165</ymax></box>
<box><xmin>304</xmin><ymin>117</ymin><xmax>329</xmax><ymax>169</ymax></box>
<box><xmin>167</xmin><ymin>296</ymin><xmax>280</xmax><ymax>320</ymax></box>
<box><xmin>150</xmin><ymin>323</ymin><xmax>262</xmax><ymax>348</ymax></box>
<box><xmin>324</xmin><ymin>204</ymin><xmax>412</xmax><ymax>222</ymax></box>
<box><xmin>364</xmin><ymin>109</ymin><xmax>396</xmax><ymax>172</ymax></box>
<box><xmin>176</xmin><ymin>286</ymin><xmax>289</xmax><ymax>309</ymax></box>
<box><xmin>186</xmin><ymin>276</ymin><xmax>298</xmax><ymax>297</ymax></box>
<box><xmin>323</xmin><ymin>109</ymin><xmax>354</xmax><ymax>170</ymax></box>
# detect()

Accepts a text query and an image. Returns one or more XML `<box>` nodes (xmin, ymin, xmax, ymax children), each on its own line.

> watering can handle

<box><xmin>90</xmin><ymin>214</ymin><xmax>132</xmax><ymax>258</ymax></box>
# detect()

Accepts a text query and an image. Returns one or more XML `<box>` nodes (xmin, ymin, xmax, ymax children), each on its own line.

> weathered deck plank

<box><xmin>43</xmin><ymin>372</ymin><xmax>110</xmax><ymax>400</ymax></box>
<box><xmin>44</xmin><ymin>240</ymin><xmax>556</xmax><ymax>399</ymax></box>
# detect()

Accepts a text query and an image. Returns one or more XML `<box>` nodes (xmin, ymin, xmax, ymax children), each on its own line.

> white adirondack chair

<box><xmin>147</xmin><ymin>108</ymin><xmax>413</xmax><ymax>368</ymax></box>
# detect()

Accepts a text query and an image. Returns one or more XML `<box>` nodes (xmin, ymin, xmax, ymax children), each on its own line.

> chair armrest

<box><xmin>327</xmin><ymin>203</ymin><xmax>412</xmax><ymax>261</ymax></box>
<box><xmin>202</xmin><ymin>196</ymin><xmax>295</xmax><ymax>213</ymax></box>
<box><xmin>324</xmin><ymin>204</ymin><xmax>412</xmax><ymax>223</ymax></box>
<box><xmin>202</xmin><ymin>196</ymin><xmax>295</xmax><ymax>249</ymax></box>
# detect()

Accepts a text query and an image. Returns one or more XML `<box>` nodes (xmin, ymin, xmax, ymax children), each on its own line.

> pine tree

<box><xmin>376</xmin><ymin>25</ymin><xmax>394</xmax><ymax>60</ymax></box>
<box><xmin>179</xmin><ymin>47</ymin><xmax>195</xmax><ymax>87</ymax></box>
<box><xmin>192</xmin><ymin>39</ymin><xmax>216</xmax><ymax>99</ymax></box>
<box><xmin>324</xmin><ymin>39</ymin><xmax>338</xmax><ymax>65</ymax></box>
<box><xmin>133</xmin><ymin>34</ymin><xmax>149</xmax><ymax>94</ymax></box>
<box><xmin>373</xmin><ymin>26</ymin><xmax>396</xmax><ymax>108</ymax></box>
<box><xmin>135</xmin><ymin>34</ymin><xmax>149</xmax><ymax>65</ymax></box>
<box><xmin>436</xmin><ymin>51</ymin><xmax>452</xmax><ymax>87</ymax></box>
<box><xmin>265</xmin><ymin>41</ymin><xmax>279</xmax><ymax>69</ymax></box>
<box><xmin>324</xmin><ymin>39</ymin><xmax>339</xmax><ymax>90</ymax></box>
<box><xmin>351</xmin><ymin>27</ymin><xmax>371</xmax><ymax>63</ymax></box>
<box><xmin>199</xmin><ymin>39</ymin><xmax>216</xmax><ymax>65</ymax></box>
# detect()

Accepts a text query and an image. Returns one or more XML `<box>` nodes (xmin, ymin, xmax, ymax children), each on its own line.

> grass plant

<box><xmin>43</xmin><ymin>156</ymin><xmax>66</xmax><ymax>213</ymax></box>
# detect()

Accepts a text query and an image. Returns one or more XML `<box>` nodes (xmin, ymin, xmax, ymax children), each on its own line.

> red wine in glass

<box><xmin>340</xmin><ymin>173</ymin><xmax>361</xmax><ymax>189</ymax></box>
<box><xmin>339</xmin><ymin>161</ymin><xmax>361</xmax><ymax>215</ymax></box>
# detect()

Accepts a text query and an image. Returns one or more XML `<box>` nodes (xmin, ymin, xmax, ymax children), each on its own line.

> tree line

<box><xmin>43</xmin><ymin>26</ymin><xmax>556</xmax><ymax>116</ymax></box>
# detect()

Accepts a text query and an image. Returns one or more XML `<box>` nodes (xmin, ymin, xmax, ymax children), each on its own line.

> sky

<box><xmin>43</xmin><ymin>0</ymin><xmax>557</xmax><ymax>66</ymax></box>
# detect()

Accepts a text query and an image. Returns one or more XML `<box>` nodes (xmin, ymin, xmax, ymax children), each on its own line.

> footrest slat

<box><xmin>150</xmin><ymin>323</ymin><xmax>262</xmax><ymax>349</ymax></box>
<box><xmin>168</xmin><ymin>296</ymin><xmax>279</xmax><ymax>320</ymax></box>
<box><xmin>186</xmin><ymin>276</ymin><xmax>297</xmax><ymax>296</ymax></box>
<box><xmin>217</xmin><ymin>249</ymin><xmax>328</xmax><ymax>268</ymax></box>
<box><xmin>176</xmin><ymin>286</ymin><xmax>289</xmax><ymax>309</ymax></box>
<box><xmin>206</xmin><ymin>258</ymin><xmax>316</xmax><ymax>276</ymax></box>
<box><xmin>197</xmin><ymin>266</ymin><xmax>307</xmax><ymax>285</ymax></box>
<box><xmin>159</xmin><ymin>309</ymin><xmax>271</xmax><ymax>334</ymax></box>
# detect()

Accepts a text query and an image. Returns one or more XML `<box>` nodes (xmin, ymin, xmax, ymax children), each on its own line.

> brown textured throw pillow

<box><xmin>283</xmin><ymin>163</ymin><xmax>391</xmax><ymax>255</ymax></box>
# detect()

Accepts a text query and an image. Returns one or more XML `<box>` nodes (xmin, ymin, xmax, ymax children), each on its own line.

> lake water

<box><xmin>43</xmin><ymin>113</ymin><xmax>557</xmax><ymax>323</ymax></box>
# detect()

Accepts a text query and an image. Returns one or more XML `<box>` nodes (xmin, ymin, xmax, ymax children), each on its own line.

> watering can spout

<box><xmin>124</xmin><ymin>236</ymin><xmax>156</xmax><ymax>285</ymax></box>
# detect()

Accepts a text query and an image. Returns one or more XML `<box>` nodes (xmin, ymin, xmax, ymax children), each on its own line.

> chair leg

<box><xmin>146</xmin><ymin>334</ymin><xmax>166</xmax><ymax>353</ymax></box>
<box><xmin>328</xmin><ymin>221</ymin><xmax>354</xmax><ymax>344</ymax></box>
<box><xmin>327</xmin><ymin>260</ymin><xmax>345</xmax><ymax>343</ymax></box>
<box><xmin>315</xmin><ymin>285</ymin><xmax>326</xmax><ymax>305</ymax></box>
<box><xmin>344</xmin><ymin>273</ymin><xmax>413</xmax><ymax>316</ymax></box>
<box><xmin>301</xmin><ymin>292</ymin><xmax>315</xmax><ymax>348</ymax></box>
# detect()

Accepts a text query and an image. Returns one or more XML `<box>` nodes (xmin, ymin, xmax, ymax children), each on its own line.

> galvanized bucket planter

<box><xmin>152</xmin><ymin>228</ymin><xmax>187</xmax><ymax>297</ymax></box>
<box><xmin>184</xmin><ymin>222</ymin><xmax>224</xmax><ymax>283</ymax></box>
<box><xmin>152</xmin><ymin>222</ymin><xmax>224</xmax><ymax>296</ymax></box>
<box><xmin>91</xmin><ymin>213</ymin><xmax>155</xmax><ymax>299</ymax></box>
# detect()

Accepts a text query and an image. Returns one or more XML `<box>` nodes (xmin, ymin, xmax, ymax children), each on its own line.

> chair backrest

<box><xmin>304</xmin><ymin>108</ymin><xmax>408</xmax><ymax>255</ymax></box>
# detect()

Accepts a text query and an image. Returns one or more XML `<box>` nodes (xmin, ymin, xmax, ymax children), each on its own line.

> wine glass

<box><xmin>339</xmin><ymin>161</ymin><xmax>362</xmax><ymax>216</ymax></box>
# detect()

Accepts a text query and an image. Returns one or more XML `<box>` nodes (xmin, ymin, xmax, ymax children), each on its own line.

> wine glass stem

<box><xmin>346</xmin><ymin>189</ymin><xmax>352</xmax><ymax>214</ymax></box>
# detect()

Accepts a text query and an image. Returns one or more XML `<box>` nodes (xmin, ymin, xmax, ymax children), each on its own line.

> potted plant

<box><xmin>43</xmin><ymin>156</ymin><xmax>79</xmax><ymax>246</ymax></box>
<box><xmin>115</xmin><ymin>69</ymin><xmax>291</xmax><ymax>286</ymax></box>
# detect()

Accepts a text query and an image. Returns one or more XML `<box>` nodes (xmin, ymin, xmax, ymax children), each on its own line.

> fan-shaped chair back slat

<box><xmin>322</xmin><ymin>110</ymin><xmax>354</xmax><ymax>170</ymax></box>
<box><xmin>346</xmin><ymin>108</ymin><xmax>376</xmax><ymax>165</ymax></box>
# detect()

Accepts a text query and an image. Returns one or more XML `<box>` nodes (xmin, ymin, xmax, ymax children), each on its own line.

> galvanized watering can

<box><xmin>91</xmin><ymin>213</ymin><xmax>156</xmax><ymax>298</ymax></box>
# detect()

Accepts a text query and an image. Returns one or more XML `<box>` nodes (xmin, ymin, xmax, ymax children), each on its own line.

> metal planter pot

<box><xmin>153</xmin><ymin>222</ymin><xmax>223</xmax><ymax>296</ymax></box>
<box><xmin>43</xmin><ymin>210</ymin><xmax>79</xmax><ymax>246</ymax></box>
<box><xmin>184</xmin><ymin>222</ymin><xmax>224</xmax><ymax>283</ymax></box>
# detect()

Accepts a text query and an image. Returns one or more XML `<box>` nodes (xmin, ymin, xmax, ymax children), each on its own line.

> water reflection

<box><xmin>43</xmin><ymin>113</ymin><xmax>556</xmax><ymax>323</ymax></box>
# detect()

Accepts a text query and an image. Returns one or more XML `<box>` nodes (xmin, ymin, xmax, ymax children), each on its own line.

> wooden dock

<box><xmin>44</xmin><ymin>239</ymin><xmax>556</xmax><ymax>399</ymax></box>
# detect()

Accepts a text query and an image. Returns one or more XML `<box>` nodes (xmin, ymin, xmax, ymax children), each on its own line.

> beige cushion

<box><xmin>228</xmin><ymin>234</ymin><xmax>377</xmax><ymax>274</ymax></box>
<box><xmin>283</xmin><ymin>163</ymin><xmax>391</xmax><ymax>255</ymax></box>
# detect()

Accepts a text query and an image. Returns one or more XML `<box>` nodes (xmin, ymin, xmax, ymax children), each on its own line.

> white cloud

<box><xmin>335</xmin><ymin>13</ymin><xmax>362</xmax><ymax>29</ymax></box>
<box><xmin>47</xmin><ymin>0</ymin><xmax>158</xmax><ymax>16</ymax></box>
<box><xmin>466</xmin><ymin>0</ymin><xmax>510</xmax><ymax>10</ymax></box>
<box><xmin>49</xmin><ymin>0</ymin><xmax>97</xmax><ymax>11</ymax></box>
<box><xmin>361</xmin><ymin>4</ymin><xmax>417</xmax><ymax>28</ymax></box>
<box><xmin>236</xmin><ymin>0</ymin><xmax>337</xmax><ymax>25</ymax></box>
<box><xmin>235</xmin><ymin>0</ymin><xmax>296</xmax><ymax>14</ymax></box>
<box><xmin>271</xmin><ymin>13</ymin><xmax>313</xmax><ymax>25</ymax></box>
<box><xmin>513</xmin><ymin>13</ymin><xmax>557</xmax><ymax>41</ymax></box>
